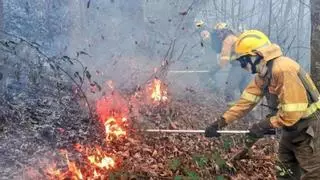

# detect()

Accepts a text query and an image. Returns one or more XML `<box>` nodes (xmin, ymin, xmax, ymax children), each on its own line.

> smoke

<box><xmin>3</xmin><ymin>0</ymin><xmax>312</xmax><ymax>97</ymax></box>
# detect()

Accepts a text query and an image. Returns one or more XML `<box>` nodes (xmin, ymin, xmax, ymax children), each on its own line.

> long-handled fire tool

<box><xmin>144</xmin><ymin>129</ymin><xmax>250</xmax><ymax>134</ymax></box>
<box><xmin>144</xmin><ymin>129</ymin><xmax>275</xmax><ymax>135</ymax></box>
<box><xmin>168</xmin><ymin>70</ymin><xmax>210</xmax><ymax>73</ymax></box>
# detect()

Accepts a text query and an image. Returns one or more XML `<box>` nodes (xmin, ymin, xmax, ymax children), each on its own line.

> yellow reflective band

<box><xmin>229</xmin><ymin>55</ymin><xmax>237</xmax><ymax>61</ymax></box>
<box><xmin>281</xmin><ymin>103</ymin><xmax>308</xmax><ymax>112</ymax></box>
<box><xmin>221</xmin><ymin>56</ymin><xmax>229</xmax><ymax>60</ymax></box>
<box><xmin>241</xmin><ymin>91</ymin><xmax>261</xmax><ymax>103</ymax></box>
<box><xmin>302</xmin><ymin>101</ymin><xmax>320</xmax><ymax>118</ymax></box>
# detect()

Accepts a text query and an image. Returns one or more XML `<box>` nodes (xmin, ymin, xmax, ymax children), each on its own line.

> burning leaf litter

<box><xmin>0</xmin><ymin>67</ymin><xmax>276</xmax><ymax>179</ymax></box>
<box><xmin>149</xmin><ymin>78</ymin><xmax>168</xmax><ymax>103</ymax></box>
<box><xmin>34</xmin><ymin>78</ymin><xmax>172</xmax><ymax>179</ymax></box>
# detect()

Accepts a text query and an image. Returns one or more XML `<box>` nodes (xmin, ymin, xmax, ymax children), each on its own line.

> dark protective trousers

<box><xmin>225</xmin><ymin>64</ymin><xmax>252</xmax><ymax>102</ymax></box>
<box><xmin>277</xmin><ymin>111</ymin><xmax>320</xmax><ymax>180</ymax></box>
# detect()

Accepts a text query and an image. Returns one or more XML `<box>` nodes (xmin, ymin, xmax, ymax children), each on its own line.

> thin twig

<box><xmin>0</xmin><ymin>30</ymin><xmax>94</xmax><ymax>119</ymax></box>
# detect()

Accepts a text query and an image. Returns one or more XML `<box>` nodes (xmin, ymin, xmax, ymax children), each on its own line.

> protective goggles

<box><xmin>236</xmin><ymin>55</ymin><xmax>251</xmax><ymax>68</ymax></box>
<box><xmin>236</xmin><ymin>55</ymin><xmax>263</xmax><ymax>74</ymax></box>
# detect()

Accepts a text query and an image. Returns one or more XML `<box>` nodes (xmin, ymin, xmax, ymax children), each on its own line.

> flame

<box><xmin>149</xmin><ymin>78</ymin><xmax>168</xmax><ymax>103</ymax></box>
<box><xmin>104</xmin><ymin>116</ymin><xmax>127</xmax><ymax>141</ymax></box>
<box><xmin>43</xmin><ymin>82</ymin><xmax>132</xmax><ymax>179</ymax></box>
<box><xmin>93</xmin><ymin>169</ymin><xmax>99</xmax><ymax>178</ymax></box>
<box><xmin>45</xmin><ymin>164</ymin><xmax>64</xmax><ymax>179</ymax></box>
<box><xmin>67</xmin><ymin>161</ymin><xmax>83</xmax><ymax>180</ymax></box>
<box><xmin>74</xmin><ymin>143</ymin><xmax>84</xmax><ymax>152</ymax></box>
<box><xmin>96</xmin><ymin>91</ymin><xmax>128</xmax><ymax>141</ymax></box>
<box><xmin>64</xmin><ymin>151</ymin><xmax>83</xmax><ymax>180</ymax></box>
<box><xmin>45</xmin><ymin>146</ymin><xmax>116</xmax><ymax>179</ymax></box>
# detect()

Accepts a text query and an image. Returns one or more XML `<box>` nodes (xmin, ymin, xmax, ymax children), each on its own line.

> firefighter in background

<box><xmin>211</xmin><ymin>23</ymin><xmax>252</xmax><ymax>104</ymax></box>
<box><xmin>195</xmin><ymin>20</ymin><xmax>220</xmax><ymax>91</ymax></box>
<box><xmin>205</xmin><ymin>30</ymin><xmax>320</xmax><ymax>179</ymax></box>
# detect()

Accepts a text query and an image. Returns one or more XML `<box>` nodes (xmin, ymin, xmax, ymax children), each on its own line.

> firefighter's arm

<box><xmin>222</xmin><ymin>76</ymin><xmax>264</xmax><ymax>124</ymax></box>
<box><xmin>269</xmin><ymin>71</ymin><xmax>308</xmax><ymax>128</ymax></box>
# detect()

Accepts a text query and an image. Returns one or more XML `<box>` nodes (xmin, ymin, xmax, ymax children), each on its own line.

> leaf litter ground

<box><xmin>0</xmin><ymin>89</ymin><xmax>277</xmax><ymax>179</ymax></box>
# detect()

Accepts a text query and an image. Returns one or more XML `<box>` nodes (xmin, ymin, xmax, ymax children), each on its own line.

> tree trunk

<box><xmin>237</xmin><ymin>0</ymin><xmax>242</xmax><ymax>29</ymax></box>
<box><xmin>311</xmin><ymin>0</ymin><xmax>320</xmax><ymax>89</ymax></box>
<box><xmin>250</xmin><ymin>0</ymin><xmax>256</xmax><ymax>28</ymax></box>
<box><xmin>231</xmin><ymin>0</ymin><xmax>235</xmax><ymax>28</ymax></box>
<box><xmin>296</xmin><ymin>1</ymin><xmax>304</xmax><ymax>62</ymax></box>
<box><xmin>283</xmin><ymin>0</ymin><xmax>293</xmax><ymax>48</ymax></box>
<box><xmin>267</xmin><ymin>0</ymin><xmax>272</xmax><ymax>36</ymax></box>
<box><xmin>222</xmin><ymin>0</ymin><xmax>227</xmax><ymax>21</ymax></box>
<box><xmin>0</xmin><ymin>0</ymin><xmax>3</xmax><ymax>31</ymax></box>
<box><xmin>282</xmin><ymin>0</ymin><xmax>293</xmax><ymax>25</ymax></box>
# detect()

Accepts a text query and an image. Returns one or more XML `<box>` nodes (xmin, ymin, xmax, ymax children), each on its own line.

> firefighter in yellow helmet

<box><xmin>205</xmin><ymin>30</ymin><xmax>320</xmax><ymax>179</ymax></box>
<box><xmin>211</xmin><ymin>22</ymin><xmax>252</xmax><ymax>104</ymax></box>
<box><xmin>195</xmin><ymin>20</ymin><xmax>220</xmax><ymax>91</ymax></box>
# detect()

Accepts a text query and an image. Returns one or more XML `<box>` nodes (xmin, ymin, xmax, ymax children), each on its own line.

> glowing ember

<box><xmin>45</xmin><ymin>146</ymin><xmax>116</xmax><ymax>179</ymax></box>
<box><xmin>149</xmin><ymin>78</ymin><xmax>168</xmax><ymax>103</ymax></box>
<box><xmin>88</xmin><ymin>154</ymin><xmax>115</xmax><ymax>170</ymax></box>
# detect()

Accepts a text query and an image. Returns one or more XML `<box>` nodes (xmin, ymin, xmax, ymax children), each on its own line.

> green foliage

<box><xmin>185</xmin><ymin>170</ymin><xmax>199</xmax><ymax>180</ymax></box>
<box><xmin>212</xmin><ymin>152</ymin><xmax>226</xmax><ymax>169</ymax></box>
<box><xmin>169</xmin><ymin>158</ymin><xmax>181</xmax><ymax>171</ymax></box>
<box><xmin>216</xmin><ymin>175</ymin><xmax>225</xmax><ymax>180</ymax></box>
<box><xmin>223</xmin><ymin>138</ymin><xmax>233</xmax><ymax>151</ymax></box>
<box><xmin>192</xmin><ymin>154</ymin><xmax>208</xmax><ymax>168</ymax></box>
<box><xmin>174</xmin><ymin>175</ymin><xmax>183</xmax><ymax>180</ymax></box>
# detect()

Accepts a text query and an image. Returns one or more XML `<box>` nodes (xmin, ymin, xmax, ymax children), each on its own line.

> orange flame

<box><xmin>43</xmin><ymin>82</ymin><xmax>131</xmax><ymax>179</ymax></box>
<box><xmin>104</xmin><ymin>116</ymin><xmax>127</xmax><ymax>141</ymax></box>
<box><xmin>150</xmin><ymin>78</ymin><xmax>168</xmax><ymax>103</ymax></box>
<box><xmin>45</xmin><ymin>164</ymin><xmax>64</xmax><ymax>179</ymax></box>
<box><xmin>45</xmin><ymin>146</ymin><xmax>116</xmax><ymax>179</ymax></box>
<box><xmin>96</xmin><ymin>91</ymin><xmax>128</xmax><ymax>141</ymax></box>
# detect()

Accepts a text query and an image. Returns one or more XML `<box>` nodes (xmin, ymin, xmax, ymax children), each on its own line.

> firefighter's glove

<box><xmin>248</xmin><ymin>117</ymin><xmax>273</xmax><ymax>138</ymax></box>
<box><xmin>205</xmin><ymin>116</ymin><xmax>227</xmax><ymax>137</ymax></box>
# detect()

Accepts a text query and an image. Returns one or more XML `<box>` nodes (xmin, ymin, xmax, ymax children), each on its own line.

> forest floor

<box><xmin>0</xmin><ymin>88</ymin><xmax>277</xmax><ymax>180</ymax></box>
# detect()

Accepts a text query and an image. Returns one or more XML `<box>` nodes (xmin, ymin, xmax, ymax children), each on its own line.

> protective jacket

<box><xmin>222</xmin><ymin>44</ymin><xmax>320</xmax><ymax>128</ymax></box>
<box><xmin>219</xmin><ymin>34</ymin><xmax>238</xmax><ymax>68</ymax></box>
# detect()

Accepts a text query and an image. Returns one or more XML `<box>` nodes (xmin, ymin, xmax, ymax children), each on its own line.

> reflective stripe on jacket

<box><xmin>222</xmin><ymin>44</ymin><xmax>319</xmax><ymax>128</ymax></box>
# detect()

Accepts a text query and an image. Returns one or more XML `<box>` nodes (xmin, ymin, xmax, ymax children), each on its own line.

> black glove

<box><xmin>248</xmin><ymin>117</ymin><xmax>273</xmax><ymax>138</ymax></box>
<box><xmin>205</xmin><ymin>116</ymin><xmax>227</xmax><ymax>137</ymax></box>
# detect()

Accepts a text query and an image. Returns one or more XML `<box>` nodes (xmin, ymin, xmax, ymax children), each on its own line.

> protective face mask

<box><xmin>238</xmin><ymin>55</ymin><xmax>262</xmax><ymax>74</ymax></box>
<box><xmin>249</xmin><ymin>56</ymin><xmax>263</xmax><ymax>74</ymax></box>
<box><xmin>244</xmin><ymin>62</ymin><xmax>252</xmax><ymax>73</ymax></box>
<box><xmin>257</xmin><ymin>63</ymin><xmax>268</xmax><ymax>77</ymax></box>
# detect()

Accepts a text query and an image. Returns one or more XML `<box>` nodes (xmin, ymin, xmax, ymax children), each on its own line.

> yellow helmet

<box><xmin>235</xmin><ymin>30</ymin><xmax>271</xmax><ymax>57</ymax></box>
<box><xmin>195</xmin><ymin>20</ymin><xmax>205</xmax><ymax>28</ymax></box>
<box><xmin>213</xmin><ymin>22</ymin><xmax>228</xmax><ymax>30</ymax></box>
